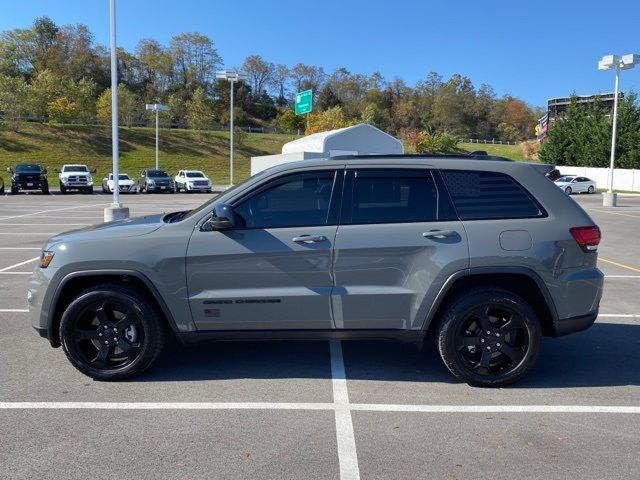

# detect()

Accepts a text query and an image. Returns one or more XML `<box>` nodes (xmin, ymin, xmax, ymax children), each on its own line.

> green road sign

<box><xmin>295</xmin><ymin>90</ymin><xmax>313</xmax><ymax>115</ymax></box>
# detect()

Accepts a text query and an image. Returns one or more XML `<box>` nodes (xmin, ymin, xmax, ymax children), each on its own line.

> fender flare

<box><xmin>46</xmin><ymin>269</ymin><xmax>180</xmax><ymax>346</ymax></box>
<box><xmin>422</xmin><ymin>266</ymin><xmax>559</xmax><ymax>332</ymax></box>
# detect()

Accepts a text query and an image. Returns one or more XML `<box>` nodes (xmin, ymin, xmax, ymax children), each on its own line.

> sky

<box><xmin>0</xmin><ymin>0</ymin><xmax>639</xmax><ymax>108</ymax></box>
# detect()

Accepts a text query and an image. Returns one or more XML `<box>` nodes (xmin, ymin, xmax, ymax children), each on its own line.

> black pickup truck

<box><xmin>7</xmin><ymin>163</ymin><xmax>49</xmax><ymax>195</ymax></box>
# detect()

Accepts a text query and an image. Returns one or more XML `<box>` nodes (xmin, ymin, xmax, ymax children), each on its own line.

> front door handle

<box><xmin>422</xmin><ymin>230</ymin><xmax>458</xmax><ymax>239</ymax></box>
<box><xmin>292</xmin><ymin>235</ymin><xmax>326</xmax><ymax>243</ymax></box>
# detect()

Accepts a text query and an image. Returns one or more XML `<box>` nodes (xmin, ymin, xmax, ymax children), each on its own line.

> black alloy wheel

<box><xmin>60</xmin><ymin>285</ymin><xmax>165</xmax><ymax>380</ymax></box>
<box><xmin>437</xmin><ymin>288</ymin><xmax>541</xmax><ymax>387</ymax></box>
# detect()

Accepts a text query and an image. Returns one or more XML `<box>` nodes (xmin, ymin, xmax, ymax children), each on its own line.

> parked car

<box><xmin>174</xmin><ymin>170</ymin><xmax>212</xmax><ymax>193</ymax></box>
<box><xmin>29</xmin><ymin>153</ymin><xmax>603</xmax><ymax>387</ymax></box>
<box><xmin>58</xmin><ymin>164</ymin><xmax>94</xmax><ymax>194</ymax></box>
<box><xmin>555</xmin><ymin>175</ymin><xmax>597</xmax><ymax>195</ymax></box>
<box><xmin>101</xmin><ymin>173</ymin><xmax>137</xmax><ymax>194</ymax></box>
<box><xmin>139</xmin><ymin>169</ymin><xmax>175</xmax><ymax>193</ymax></box>
<box><xmin>7</xmin><ymin>163</ymin><xmax>49</xmax><ymax>195</ymax></box>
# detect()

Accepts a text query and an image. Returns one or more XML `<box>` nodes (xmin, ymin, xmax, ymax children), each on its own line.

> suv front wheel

<box><xmin>437</xmin><ymin>288</ymin><xmax>541</xmax><ymax>387</ymax></box>
<box><xmin>59</xmin><ymin>284</ymin><xmax>165</xmax><ymax>380</ymax></box>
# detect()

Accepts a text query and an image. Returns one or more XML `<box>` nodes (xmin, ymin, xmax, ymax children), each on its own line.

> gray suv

<box><xmin>28</xmin><ymin>154</ymin><xmax>603</xmax><ymax>387</ymax></box>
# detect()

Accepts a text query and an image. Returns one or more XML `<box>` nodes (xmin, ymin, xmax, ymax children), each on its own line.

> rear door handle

<box><xmin>292</xmin><ymin>235</ymin><xmax>326</xmax><ymax>243</ymax></box>
<box><xmin>422</xmin><ymin>230</ymin><xmax>458</xmax><ymax>239</ymax></box>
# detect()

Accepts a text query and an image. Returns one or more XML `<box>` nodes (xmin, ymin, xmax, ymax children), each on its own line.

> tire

<box><xmin>436</xmin><ymin>288</ymin><xmax>541</xmax><ymax>387</ymax></box>
<box><xmin>11</xmin><ymin>186</ymin><xmax>18</xmax><ymax>195</ymax></box>
<box><xmin>588</xmin><ymin>186</ymin><xmax>595</xmax><ymax>194</ymax></box>
<box><xmin>0</xmin><ymin>185</ymin><xmax>4</xmax><ymax>195</ymax></box>
<box><xmin>59</xmin><ymin>284</ymin><xmax>165</xmax><ymax>381</ymax></box>
<box><xmin>565</xmin><ymin>187</ymin><xmax>572</xmax><ymax>195</ymax></box>
<box><xmin>145</xmin><ymin>185</ymin><xmax>152</xmax><ymax>194</ymax></box>
<box><xmin>42</xmin><ymin>184</ymin><xmax>49</xmax><ymax>195</ymax></box>
<box><xmin>59</xmin><ymin>183</ymin><xmax>67</xmax><ymax>194</ymax></box>
<box><xmin>86</xmin><ymin>187</ymin><xmax>94</xmax><ymax>195</ymax></box>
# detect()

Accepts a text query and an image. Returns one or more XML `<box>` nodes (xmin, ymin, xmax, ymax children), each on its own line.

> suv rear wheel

<box><xmin>437</xmin><ymin>288</ymin><xmax>541</xmax><ymax>387</ymax></box>
<box><xmin>59</xmin><ymin>284</ymin><xmax>165</xmax><ymax>380</ymax></box>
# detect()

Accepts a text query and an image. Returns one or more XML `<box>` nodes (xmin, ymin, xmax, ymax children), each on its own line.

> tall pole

<box><xmin>155</xmin><ymin>108</ymin><xmax>159</xmax><ymax>170</ymax></box>
<box><xmin>229</xmin><ymin>80</ymin><xmax>234</xmax><ymax>186</ymax></box>
<box><xmin>608</xmin><ymin>64</ymin><xmax>620</xmax><ymax>193</ymax></box>
<box><xmin>109</xmin><ymin>0</ymin><xmax>119</xmax><ymax>205</ymax></box>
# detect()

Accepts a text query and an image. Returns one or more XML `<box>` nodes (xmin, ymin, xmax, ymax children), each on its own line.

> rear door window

<box><xmin>441</xmin><ymin>170</ymin><xmax>544</xmax><ymax>220</ymax></box>
<box><xmin>343</xmin><ymin>169</ymin><xmax>440</xmax><ymax>224</ymax></box>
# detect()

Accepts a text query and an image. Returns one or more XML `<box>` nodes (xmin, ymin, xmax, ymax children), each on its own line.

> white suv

<box><xmin>174</xmin><ymin>170</ymin><xmax>212</xmax><ymax>193</ymax></box>
<box><xmin>58</xmin><ymin>164</ymin><xmax>94</xmax><ymax>194</ymax></box>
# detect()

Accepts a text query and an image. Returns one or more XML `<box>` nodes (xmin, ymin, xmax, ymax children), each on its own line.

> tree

<box><xmin>65</xmin><ymin>77</ymin><xmax>97</xmax><ymax>122</ymax></box>
<box><xmin>95</xmin><ymin>84</ymin><xmax>141</xmax><ymax>127</ymax></box>
<box><xmin>47</xmin><ymin>97</ymin><xmax>77</xmax><ymax>123</ymax></box>
<box><xmin>306</xmin><ymin>105</ymin><xmax>354</xmax><ymax>134</ymax></box>
<box><xmin>290</xmin><ymin>63</ymin><xmax>325</xmax><ymax>94</ymax></box>
<box><xmin>27</xmin><ymin>69</ymin><xmax>63</xmax><ymax>118</ymax></box>
<box><xmin>278</xmin><ymin>109</ymin><xmax>305</xmax><ymax>132</ymax></box>
<box><xmin>170</xmin><ymin>32</ymin><xmax>222</xmax><ymax>93</ymax></box>
<box><xmin>0</xmin><ymin>74</ymin><xmax>28</xmax><ymax>128</ymax></box>
<box><xmin>270</xmin><ymin>64</ymin><xmax>290</xmax><ymax>106</ymax></box>
<box><xmin>185</xmin><ymin>86</ymin><xmax>213</xmax><ymax>133</ymax></box>
<box><xmin>242</xmin><ymin>55</ymin><xmax>274</xmax><ymax>99</ymax></box>
<box><xmin>361</xmin><ymin>103</ymin><xmax>386</xmax><ymax>129</ymax></box>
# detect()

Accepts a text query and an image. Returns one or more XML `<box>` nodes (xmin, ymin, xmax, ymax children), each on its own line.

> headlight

<box><xmin>40</xmin><ymin>251</ymin><xmax>54</xmax><ymax>268</ymax></box>
<box><xmin>87</xmin><ymin>175</ymin><xmax>93</xmax><ymax>182</ymax></box>
<box><xmin>148</xmin><ymin>179</ymin><xmax>155</xmax><ymax>185</ymax></box>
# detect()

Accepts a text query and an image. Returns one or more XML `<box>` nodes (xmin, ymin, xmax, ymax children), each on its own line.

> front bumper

<box><xmin>15</xmin><ymin>181</ymin><xmax>46</xmax><ymax>190</ymax></box>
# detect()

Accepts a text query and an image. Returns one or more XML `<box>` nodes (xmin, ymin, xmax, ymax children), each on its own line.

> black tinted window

<box><xmin>441</xmin><ymin>170</ymin><xmax>543</xmax><ymax>219</ymax></box>
<box><xmin>235</xmin><ymin>171</ymin><xmax>335</xmax><ymax>228</ymax></box>
<box><xmin>349</xmin><ymin>170</ymin><xmax>438</xmax><ymax>224</ymax></box>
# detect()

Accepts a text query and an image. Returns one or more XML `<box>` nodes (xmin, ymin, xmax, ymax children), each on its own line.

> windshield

<box><xmin>16</xmin><ymin>164</ymin><xmax>43</xmax><ymax>173</ymax></box>
<box><xmin>63</xmin><ymin>166</ymin><xmax>88</xmax><ymax>172</ymax></box>
<box><xmin>556</xmin><ymin>176</ymin><xmax>575</xmax><ymax>182</ymax></box>
<box><xmin>110</xmin><ymin>174</ymin><xmax>130</xmax><ymax>180</ymax></box>
<box><xmin>147</xmin><ymin>170</ymin><xmax>169</xmax><ymax>178</ymax></box>
<box><xmin>186</xmin><ymin>172</ymin><xmax>205</xmax><ymax>178</ymax></box>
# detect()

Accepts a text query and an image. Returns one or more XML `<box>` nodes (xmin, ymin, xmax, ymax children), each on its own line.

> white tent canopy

<box><xmin>280</xmin><ymin>123</ymin><xmax>403</xmax><ymax>156</ymax></box>
<box><xmin>250</xmin><ymin>123</ymin><xmax>404</xmax><ymax>176</ymax></box>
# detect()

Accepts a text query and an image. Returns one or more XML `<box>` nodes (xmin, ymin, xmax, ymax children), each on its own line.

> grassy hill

<box><xmin>0</xmin><ymin>123</ymin><xmax>527</xmax><ymax>187</ymax></box>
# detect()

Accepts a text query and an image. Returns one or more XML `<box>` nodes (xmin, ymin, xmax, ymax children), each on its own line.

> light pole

<box><xmin>104</xmin><ymin>0</ymin><xmax>129</xmax><ymax>222</ymax></box>
<box><xmin>216</xmin><ymin>69</ymin><xmax>247</xmax><ymax>186</ymax></box>
<box><xmin>146</xmin><ymin>104</ymin><xmax>169</xmax><ymax>170</ymax></box>
<box><xmin>598</xmin><ymin>53</ymin><xmax>640</xmax><ymax>207</ymax></box>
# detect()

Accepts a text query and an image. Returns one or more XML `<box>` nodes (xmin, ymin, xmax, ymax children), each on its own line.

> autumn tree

<box><xmin>186</xmin><ymin>86</ymin><xmax>213</xmax><ymax>134</ymax></box>
<box><xmin>47</xmin><ymin>97</ymin><xmax>77</xmax><ymax>123</ymax></box>
<box><xmin>242</xmin><ymin>55</ymin><xmax>274</xmax><ymax>99</ymax></box>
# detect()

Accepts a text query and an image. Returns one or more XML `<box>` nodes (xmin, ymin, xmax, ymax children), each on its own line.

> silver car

<box><xmin>555</xmin><ymin>175</ymin><xmax>597</xmax><ymax>195</ymax></box>
<box><xmin>28</xmin><ymin>154</ymin><xmax>603</xmax><ymax>387</ymax></box>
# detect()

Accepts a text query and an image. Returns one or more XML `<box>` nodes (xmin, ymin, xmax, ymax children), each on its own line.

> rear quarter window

<box><xmin>441</xmin><ymin>170</ymin><xmax>545</xmax><ymax>220</ymax></box>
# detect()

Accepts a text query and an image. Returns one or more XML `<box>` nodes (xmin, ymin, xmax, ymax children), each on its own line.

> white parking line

<box><xmin>605</xmin><ymin>275</ymin><xmax>640</xmax><ymax>278</ymax></box>
<box><xmin>0</xmin><ymin>247</ymin><xmax>40</xmax><ymax>250</ymax></box>
<box><xmin>0</xmin><ymin>402</ymin><xmax>637</xmax><ymax>414</ymax></box>
<box><xmin>0</xmin><ymin>272</ymin><xmax>31</xmax><ymax>275</ymax></box>
<box><xmin>0</xmin><ymin>257</ymin><xmax>39</xmax><ymax>272</ymax></box>
<box><xmin>0</xmin><ymin>309</ymin><xmax>28</xmax><ymax>313</ymax></box>
<box><xmin>598</xmin><ymin>314</ymin><xmax>640</xmax><ymax>318</ymax></box>
<box><xmin>0</xmin><ymin>233</ymin><xmax>55</xmax><ymax>235</ymax></box>
<box><xmin>0</xmin><ymin>203</ymin><xmax>104</xmax><ymax>220</ymax></box>
<box><xmin>0</xmin><ymin>223</ymin><xmax>90</xmax><ymax>226</ymax></box>
<box><xmin>330</xmin><ymin>340</ymin><xmax>361</xmax><ymax>480</ymax></box>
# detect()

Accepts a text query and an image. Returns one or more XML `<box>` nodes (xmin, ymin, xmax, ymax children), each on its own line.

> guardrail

<box><xmin>465</xmin><ymin>138</ymin><xmax>518</xmax><ymax>145</ymax></box>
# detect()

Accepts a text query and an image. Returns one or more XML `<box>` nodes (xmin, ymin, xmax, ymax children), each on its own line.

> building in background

<box><xmin>538</xmin><ymin>92</ymin><xmax>622</xmax><ymax>142</ymax></box>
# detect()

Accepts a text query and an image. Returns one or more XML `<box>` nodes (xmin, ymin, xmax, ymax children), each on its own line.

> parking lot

<box><xmin>0</xmin><ymin>190</ymin><xmax>638</xmax><ymax>480</ymax></box>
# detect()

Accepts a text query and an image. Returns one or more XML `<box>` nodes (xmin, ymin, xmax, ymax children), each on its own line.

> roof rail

<box><xmin>329</xmin><ymin>152</ymin><xmax>514</xmax><ymax>162</ymax></box>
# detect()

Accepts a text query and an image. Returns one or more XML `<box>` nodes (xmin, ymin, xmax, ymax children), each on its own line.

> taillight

<box><xmin>570</xmin><ymin>226</ymin><xmax>601</xmax><ymax>252</ymax></box>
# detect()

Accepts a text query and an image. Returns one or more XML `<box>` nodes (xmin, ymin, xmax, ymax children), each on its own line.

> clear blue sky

<box><xmin>1</xmin><ymin>0</ymin><xmax>638</xmax><ymax>107</ymax></box>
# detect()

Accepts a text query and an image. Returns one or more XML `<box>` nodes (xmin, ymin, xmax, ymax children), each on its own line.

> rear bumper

<box><xmin>553</xmin><ymin>310</ymin><xmax>598</xmax><ymax>336</ymax></box>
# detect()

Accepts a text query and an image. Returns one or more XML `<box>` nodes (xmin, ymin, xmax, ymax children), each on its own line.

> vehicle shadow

<box><xmin>135</xmin><ymin>322</ymin><xmax>640</xmax><ymax>388</ymax></box>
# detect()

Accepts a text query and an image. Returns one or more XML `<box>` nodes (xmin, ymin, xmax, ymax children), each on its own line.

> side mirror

<box><xmin>43</xmin><ymin>167</ymin><xmax>47</xmax><ymax>174</ymax></box>
<box><xmin>6</xmin><ymin>167</ymin><xmax>13</xmax><ymax>173</ymax></box>
<box><xmin>206</xmin><ymin>203</ymin><xmax>236</xmax><ymax>230</ymax></box>
<box><xmin>91</xmin><ymin>168</ymin><xmax>97</xmax><ymax>174</ymax></box>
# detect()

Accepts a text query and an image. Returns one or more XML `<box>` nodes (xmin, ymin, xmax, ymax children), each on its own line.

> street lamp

<box><xmin>216</xmin><ymin>69</ymin><xmax>248</xmax><ymax>186</ymax></box>
<box><xmin>598</xmin><ymin>53</ymin><xmax>640</xmax><ymax>207</ymax></box>
<box><xmin>104</xmin><ymin>0</ymin><xmax>129</xmax><ymax>222</ymax></box>
<box><xmin>146</xmin><ymin>104</ymin><xmax>169</xmax><ymax>170</ymax></box>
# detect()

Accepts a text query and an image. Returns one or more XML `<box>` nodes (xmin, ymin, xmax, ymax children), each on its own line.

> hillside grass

<box><xmin>0</xmin><ymin>122</ymin><xmax>299</xmax><ymax>186</ymax></box>
<box><xmin>458</xmin><ymin>142</ymin><xmax>527</xmax><ymax>160</ymax></box>
<box><xmin>0</xmin><ymin>123</ymin><xmax>529</xmax><ymax>187</ymax></box>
